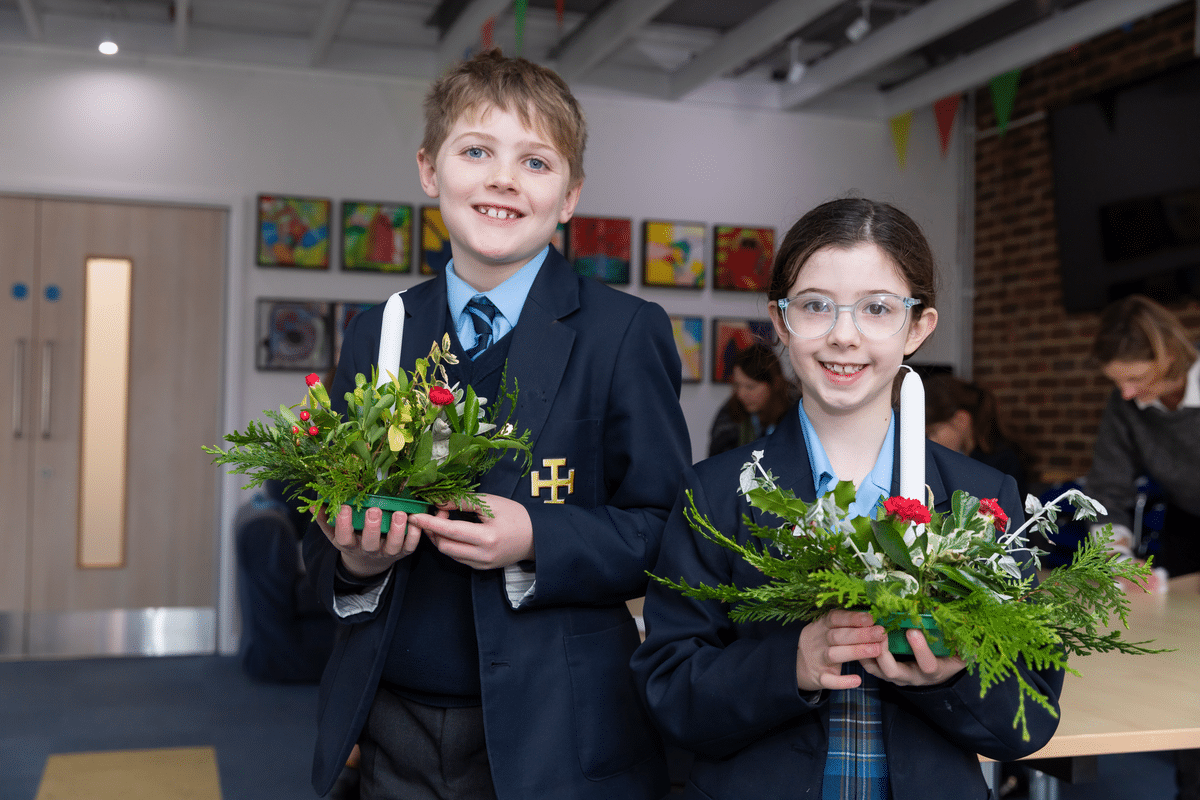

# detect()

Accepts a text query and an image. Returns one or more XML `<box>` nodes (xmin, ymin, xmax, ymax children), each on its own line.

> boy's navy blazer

<box><xmin>633</xmin><ymin>407</ymin><xmax>1064</xmax><ymax>800</ymax></box>
<box><xmin>304</xmin><ymin>247</ymin><xmax>690</xmax><ymax>799</ymax></box>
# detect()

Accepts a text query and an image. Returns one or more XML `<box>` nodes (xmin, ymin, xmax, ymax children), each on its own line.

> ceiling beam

<box><xmin>877</xmin><ymin>0</ymin><xmax>1182</xmax><ymax>117</ymax></box>
<box><xmin>174</xmin><ymin>0</ymin><xmax>190</xmax><ymax>55</ymax></box>
<box><xmin>783</xmin><ymin>0</ymin><xmax>1014</xmax><ymax>109</ymax></box>
<box><xmin>667</xmin><ymin>0</ymin><xmax>844</xmax><ymax>101</ymax></box>
<box><xmin>16</xmin><ymin>0</ymin><xmax>43</xmax><ymax>40</ymax></box>
<box><xmin>310</xmin><ymin>0</ymin><xmax>356</xmax><ymax>66</ymax></box>
<box><xmin>554</xmin><ymin>0</ymin><xmax>675</xmax><ymax>81</ymax></box>
<box><xmin>437</xmin><ymin>0</ymin><xmax>512</xmax><ymax>71</ymax></box>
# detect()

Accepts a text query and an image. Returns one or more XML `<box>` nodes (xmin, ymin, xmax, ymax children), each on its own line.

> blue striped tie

<box><xmin>464</xmin><ymin>296</ymin><xmax>498</xmax><ymax>360</ymax></box>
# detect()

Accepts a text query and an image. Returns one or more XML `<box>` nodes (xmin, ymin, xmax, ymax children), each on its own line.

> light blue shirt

<box><xmin>445</xmin><ymin>246</ymin><xmax>549</xmax><ymax>353</ymax></box>
<box><xmin>797</xmin><ymin>402</ymin><xmax>896</xmax><ymax>519</ymax></box>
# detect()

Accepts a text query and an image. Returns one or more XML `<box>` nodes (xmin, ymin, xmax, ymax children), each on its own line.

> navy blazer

<box><xmin>632</xmin><ymin>407</ymin><xmax>1063</xmax><ymax>800</ymax></box>
<box><xmin>303</xmin><ymin>247</ymin><xmax>691</xmax><ymax>799</ymax></box>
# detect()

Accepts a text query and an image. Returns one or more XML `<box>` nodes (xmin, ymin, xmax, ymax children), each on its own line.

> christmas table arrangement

<box><xmin>656</xmin><ymin>371</ymin><xmax>1163</xmax><ymax>740</ymax></box>
<box><xmin>205</xmin><ymin>334</ymin><xmax>531</xmax><ymax>527</ymax></box>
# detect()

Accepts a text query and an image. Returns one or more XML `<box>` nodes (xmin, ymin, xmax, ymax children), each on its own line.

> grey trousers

<box><xmin>359</xmin><ymin>687</ymin><xmax>497</xmax><ymax>800</ymax></box>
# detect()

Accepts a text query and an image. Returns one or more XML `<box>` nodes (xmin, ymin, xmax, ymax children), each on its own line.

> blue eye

<box><xmin>527</xmin><ymin>157</ymin><xmax>546</xmax><ymax>170</ymax></box>
<box><xmin>465</xmin><ymin>146</ymin><xmax>484</xmax><ymax>158</ymax></box>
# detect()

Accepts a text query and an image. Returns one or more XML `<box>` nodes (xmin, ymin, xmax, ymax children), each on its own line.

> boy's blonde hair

<box><xmin>421</xmin><ymin>49</ymin><xmax>587</xmax><ymax>189</ymax></box>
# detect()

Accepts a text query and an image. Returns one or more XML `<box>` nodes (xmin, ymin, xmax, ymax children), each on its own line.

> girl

<box><xmin>632</xmin><ymin>199</ymin><xmax>1063</xmax><ymax>800</ymax></box>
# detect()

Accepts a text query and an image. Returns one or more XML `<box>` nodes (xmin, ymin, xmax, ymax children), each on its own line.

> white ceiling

<box><xmin>0</xmin><ymin>0</ymin><xmax>1187</xmax><ymax>117</ymax></box>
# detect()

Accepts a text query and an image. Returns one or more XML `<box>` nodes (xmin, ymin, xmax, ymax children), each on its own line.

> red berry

<box><xmin>308</xmin><ymin>426</ymin><xmax>319</xmax><ymax>436</ymax></box>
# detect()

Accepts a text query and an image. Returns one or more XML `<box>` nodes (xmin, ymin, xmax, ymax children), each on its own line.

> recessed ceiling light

<box><xmin>99</xmin><ymin>40</ymin><xmax>119</xmax><ymax>55</ymax></box>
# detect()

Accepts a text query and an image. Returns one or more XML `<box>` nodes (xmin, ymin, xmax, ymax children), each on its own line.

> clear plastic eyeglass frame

<box><xmin>775</xmin><ymin>293</ymin><xmax>920</xmax><ymax>340</ymax></box>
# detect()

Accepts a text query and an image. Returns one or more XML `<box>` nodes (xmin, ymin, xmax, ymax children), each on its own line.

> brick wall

<box><xmin>972</xmin><ymin>1</ymin><xmax>1200</xmax><ymax>487</ymax></box>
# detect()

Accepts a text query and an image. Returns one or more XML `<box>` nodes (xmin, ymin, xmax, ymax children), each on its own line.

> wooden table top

<box><xmin>1022</xmin><ymin>573</ymin><xmax>1200</xmax><ymax>759</ymax></box>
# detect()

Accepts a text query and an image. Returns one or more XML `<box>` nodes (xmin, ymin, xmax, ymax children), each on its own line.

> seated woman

<box><xmin>924</xmin><ymin>373</ymin><xmax>1031</xmax><ymax>504</ymax></box>
<box><xmin>708</xmin><ymin>342</ymin><xmax>794</xmax><ymax>457</ymax></box>
<box><xmin>1087</xmin><ymin>294</ymin><xmax>1200</xmax><ymax>578</ymax></box>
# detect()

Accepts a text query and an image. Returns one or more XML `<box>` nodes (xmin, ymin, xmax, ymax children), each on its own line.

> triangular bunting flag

<box><xmin>515</xmin><ymin>0</ymin><xmax>528</xmax><ymax>56</ymax></box>
<box><xmin>933</xmin><ymin>94</ymin><xmax>960</xmax><ymax>156</ymax></box>
<box><xmin>889</xmin><ymin>111</ymin><xmax>913</xmax><ymax>169</ymax></box>
<box><xmin>989</xmin><ymin>69</ymin><xmax>1021</xmax><ymax>136</ymax></box>
<box><xmin>481</xmin><ymin>16</ymin><xmax>495</xmax><ymax>50</ymax></box>
<box><xmin>556</xmin><ymin>0</ymin><xmax>565</xmax><ymax>31</ymax></box>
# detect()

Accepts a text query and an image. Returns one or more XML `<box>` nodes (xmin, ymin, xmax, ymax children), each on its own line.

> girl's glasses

<box><xmin>775</xmin><ymin>293</ymin><xmax>920</xmax><ymax>340</ymax></box>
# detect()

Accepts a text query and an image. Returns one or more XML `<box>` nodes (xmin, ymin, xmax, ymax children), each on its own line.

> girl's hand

<box><xmin>862</xmin><ymin>626</ymin><xmax>966</xmax><ymax>686</ymax></box>
<box><xmin>796</xmin><ymin>609</ymin><xmax>887</xmax><ymax>692</ymax></box>
<box><xmin>315</xmin><ymin>504</ymin><xmax>422</xmax><ymax>579</ymax></box>
<box><xmin>407</xmin><ymin>494</ymin><xmax>535</xmax><ymax>571</ymax></box>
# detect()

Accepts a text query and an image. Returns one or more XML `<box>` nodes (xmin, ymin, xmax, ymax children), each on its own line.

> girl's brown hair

<box><xmin>723</xmin><ymin>342</ymin><xmax>793</xmax><ymax>427</ymax></box>
<box><xmin>767</xmin><ymin>198</ymin><xmax>936</xmax><ymax>319</ymax></box>
<box><xmin>1091</xmin><ymin>295</ymin><xmax>1198</xmax><ymax>380</ymax></box>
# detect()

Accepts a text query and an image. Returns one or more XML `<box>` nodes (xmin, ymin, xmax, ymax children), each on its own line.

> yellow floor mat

<box><xmin>35</xmin><ymin>746</ymin><xmax>221</xmax><ymax>800</ymax></box>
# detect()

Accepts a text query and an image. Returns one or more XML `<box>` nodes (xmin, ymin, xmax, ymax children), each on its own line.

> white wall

<box><xmin>0</xmin><ymin>46</ymin><xmax>968</xmax><ymax>652</ymax></box>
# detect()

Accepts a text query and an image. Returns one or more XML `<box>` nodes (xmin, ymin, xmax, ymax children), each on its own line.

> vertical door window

<box><xmin>78</xmin><ymin>257</ymin><xmax>133</xmax><ymax>568</ymax></box>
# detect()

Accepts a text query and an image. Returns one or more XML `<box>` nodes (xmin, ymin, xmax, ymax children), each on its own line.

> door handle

<box><xmin>12</xmin><ymin>339</ymin><xmax>25</xmax><ymax>439</ymax></box>
<box><xmin>40</xmin><ymin>340</ymin><xmax>53</xmax><ymax>440</ymax></box>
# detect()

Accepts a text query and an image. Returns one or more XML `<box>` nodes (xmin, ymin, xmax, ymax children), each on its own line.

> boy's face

<box><xmin>418</xmin><ymin>104</ymin><xmax>581</xmax><ymax>291</ymax></box>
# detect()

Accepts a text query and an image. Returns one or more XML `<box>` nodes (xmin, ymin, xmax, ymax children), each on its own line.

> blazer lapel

<box><xmin>491</xmin><ymin>250</ymin><xmax>579</xmax><ymax>499</ymax></box>
<box><xmin>397</xmin><ymin>273</ymin><xmax>450</xmax><ymax>368</ymax></box>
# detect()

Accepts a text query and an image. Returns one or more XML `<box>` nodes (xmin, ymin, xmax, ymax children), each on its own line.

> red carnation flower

<box><xmin>308</xmin><ymin>425</ymin><xmax>319</xmax><ymax>436</ymax></box>
<box><xmin>305</xmin><ymin>373</ymin><xmax>321</xmax><ymax>387</ymax></box>
<box><xmin>978</xmin><ymin>498</ymin><xmax>1009</xmax><ymax>531</ymax></box>
<box><xmin>429</xmin><ymin>386</ymin><xmax>455</xmax><ymax>406</ymax></box>
<box><xmin>299</xmin><ymin>410</ymin><xmax>311</xmax><ymax>421</ymax></box>
<box><xmin>882</xmin><ymin>496</ymin><xmax>932</xmax><ymax>525</ymax></box>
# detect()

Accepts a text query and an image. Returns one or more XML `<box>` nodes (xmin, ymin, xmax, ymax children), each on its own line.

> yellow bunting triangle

<box><xmin>889</xmin><ymin>111</ymin><xmax>914</xmax><ymax>169</ymax></box>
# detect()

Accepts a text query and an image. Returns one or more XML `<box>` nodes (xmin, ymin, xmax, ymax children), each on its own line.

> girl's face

<box><xmin>769</xmin><ymin>242</ymin><xmax>937</xmax><ymax>424</ymax></box>
<box><xmin>1101</xmin><ymin>359</ymin><xmax>1183</xmax><ymax>404</ymax></box>
<box><xmin>730</xmin><ymin>366</ymin><xmax>773</xmax><ymax>415</ymax></box>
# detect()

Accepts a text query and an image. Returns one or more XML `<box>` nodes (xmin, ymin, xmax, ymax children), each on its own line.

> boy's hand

<box><xmin>409</xmin><ymin>494</ymin><xmax>535</xmax><ymax>570</ymax></box>
<box><xmin>862</xmin><ymin>627</ymin><xmax>966</xmax><ymax>686</ymax></box>
<box><xmin>315</xmin><ymin>504</ymin><xmax>421</xmax><ymax>579</ymax></box>
<box><xmin>796</xmin><ymin>609</ymin><xmax>886</xmax><ymax>692</ymax></box>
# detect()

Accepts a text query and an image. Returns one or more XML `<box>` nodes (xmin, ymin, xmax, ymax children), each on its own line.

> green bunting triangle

<box><xmin>515</xmin><ymin>0</ymin><xmax>528</xmax><ymax>56</ymax></box>
<box><xmin>889</xmin><ymin>111</ymin><xmax>913</xmax><ymax>169</ymax></box>
<box><xmin>989</xmin><ymin>69</ymin><xmax>1021</xmax><ymax>136</ymax></box>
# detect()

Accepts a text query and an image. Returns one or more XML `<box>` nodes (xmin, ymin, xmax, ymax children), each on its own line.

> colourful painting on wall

<box><xmin>713</xmin><ymin>225</ymin><xmax>774</xmax><ymax>291</ymax></box>
<box><xmin>257</xmin><ymin>195</ymin><xmax>331</xmax><ymax>269</ymax></box>
<box><xmin>420</xmin><ymin>206</ymin><xmax>453</xmax><ymax>275</ymax></box>
<box><xmin>643</xmin><ymin>221</ymin><xmax>706</xmax><ymax>288</ymax></box>
<box><xmin>568</xmin><ymin>216</ymin><xmax>631</xmax><ymax>284</ymax></box>
<box><xmin>670</xmin><ymin>315</ymin><xmax>704</xmax><ymax>383</ymax></box>
<box><xmin>711</xmin><ymin>317</ymin><xmax>775</xmax><ymax>383</ymax></box>
<box><xmin>551</xmin><ymin>222</ymin><xmax>567</xmax><ymax>256</ymax></box>
<box><xmin>256</xmin><ymin>299</ymin><xmax>333</xmax><ymax>371</ymax></box>
<box><xmin>341</xmin><ymin>201</ymin><xmax>413</xmax><ymax>272</ymax></box>
<box><xmin>334</xmin><ymin>301</ymin><xmax>375</xmax><ymax>358</ymax></box>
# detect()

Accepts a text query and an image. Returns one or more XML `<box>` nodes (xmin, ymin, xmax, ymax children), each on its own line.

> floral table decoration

<box><xmin>206</xmin><ymin>334</ymin><xmax>531</xmax><ymax>526</ymax></box>
<box><xmin>655</xmin><ymin>449</ymin><xmax>1165</xmax><ymax>740</ymax></box>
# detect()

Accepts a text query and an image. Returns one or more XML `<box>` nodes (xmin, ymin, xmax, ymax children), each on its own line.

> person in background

<box><xmin>708</xmin><ymin>342</ymin><xmax>794</xmax><ymax>456</ymax></box>
<box><xmin>1087</xmin><ymin>294</ymin><xmax>1200</xmax><ymax>578</ymax></box>
<box><xmin>923</xmin><ymin>373</ymin><xmax>1031</xmax><ymax>503</ymax></box>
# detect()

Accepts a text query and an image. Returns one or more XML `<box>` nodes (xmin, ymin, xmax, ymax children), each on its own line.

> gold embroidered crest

<box><xmin>531</xmin><ymin>457</ymin><xmax>574</xmax><ymax>504</ymax></box>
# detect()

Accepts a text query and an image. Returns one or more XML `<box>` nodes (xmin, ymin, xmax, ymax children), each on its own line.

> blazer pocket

<box><xmin>563</xmin><ymin>618</ymin><xmax>659</xmax><ymax>780</ymax></box>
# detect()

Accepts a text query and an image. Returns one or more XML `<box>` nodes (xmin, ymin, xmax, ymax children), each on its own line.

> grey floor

<box><xmin>0</xmin><ymin>654</ymin><xmax>1180</xmax><ymax>800</ymax></box>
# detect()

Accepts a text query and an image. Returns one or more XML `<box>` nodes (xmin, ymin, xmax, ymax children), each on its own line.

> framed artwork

<box><xmin>333</xmin><ymin>301</ymin><xmax>375</xmax><ymax>358</ymax></box>
<box><xmin>643</xmin><ymin>220</ymin><xmax>705</xmax><ymax>288</ymax></box>
<box><xmin>711</xmin><ymin>317</ymin><xmax>775</xmax><ymax>383</ymax></box>
<box><xmin>713</xmin><ymin>225</ymin><xmax>774</xmax><ymax>291</ymax></box>
<box><xmin>568</xmin><ymin>216</ymin><xmax>631</xmax><ymax>284</ymax></box>
<box><xmin>420</xmin><ymin>206</ymin><xmax>453</xmax><ymax>275</ymax></box>
<box><xmin>341</xmin><ymin>201</ymin><xmax>413</xmax><ymax>272</ymax></box>
<box><xmin>256</xmin><ymin>299</ymin><xmax>333</xmax><ymax>371</ymax></box>
<box><xmin>256</xmin><ymin>195</ymin><xmax>331</xmax><ymax>269</ymax></box>
<box><xmin>670</xmin><ymin>315</ymin><xmax>704</xmax><ymax>383</ymax></box>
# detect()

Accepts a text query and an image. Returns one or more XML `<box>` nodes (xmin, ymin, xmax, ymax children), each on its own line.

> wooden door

<box><xmin>2</xmin><ymin>197</ymin><xmax>227</xmax><ymax>657</ymax></box>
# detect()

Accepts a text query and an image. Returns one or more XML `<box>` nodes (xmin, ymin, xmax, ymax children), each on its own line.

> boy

<box><xmin>303</xmin><ymin>50</ymin><xmax>691</xmax><ymax>800</ymax></box>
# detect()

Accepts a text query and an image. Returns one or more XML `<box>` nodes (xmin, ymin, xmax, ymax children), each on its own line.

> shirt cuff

<box><xmin>503</xmin><ymin>561</ymin><xmax>537</xmax><ymax>609</ymax></box>
<box><xmin>332</xmin><ymin>566</ymin><xmax>391</xmax><ymax>618</ymax></box>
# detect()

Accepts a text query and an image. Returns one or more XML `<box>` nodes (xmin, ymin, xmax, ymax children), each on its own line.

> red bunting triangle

<box><xmin>481</xmin><ymin>16</ymin><xmax>495</xmax><ymax>50</ymax></box>
<box><xmin>933</xmin><ymin>94</ymin><xmax>961</xmax><ymax>157</ymax></box>
<box><xmin>556</xmin><ymin>0</ymin><xmax>565</xmax><ymax>30</ymax></box>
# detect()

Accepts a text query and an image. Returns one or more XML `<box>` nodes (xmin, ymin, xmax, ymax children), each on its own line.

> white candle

<box><xmin>899</xmin><ymin>367</ymin><xmax>925</xmax><ymax>502</ymax></box>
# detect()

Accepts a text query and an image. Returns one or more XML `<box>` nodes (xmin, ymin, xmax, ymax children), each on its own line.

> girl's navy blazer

<box><xmin>633</xmin><ymin>406</ymin><xmax>1064</xmax><ymax>800</ymax></box>
<box><xmin>303</xmin><ymin>247</ymin><xmax>692</xmax><ymax>798</ymax></box>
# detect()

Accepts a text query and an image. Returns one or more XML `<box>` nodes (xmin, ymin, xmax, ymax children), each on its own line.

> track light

<box><xmin>786</xmin><ymin>38</ymin><xmax>806</xmax><ymax>84</ymax></box>
<box><xmin>846</xmin><ymin>0</ymin><xmax>871</xmax><ymax>42</ymax></box>
<box><xmin>99</xmin><ymin>39</ymin><xmax>119</xmax><ymax>55</ymax></box>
